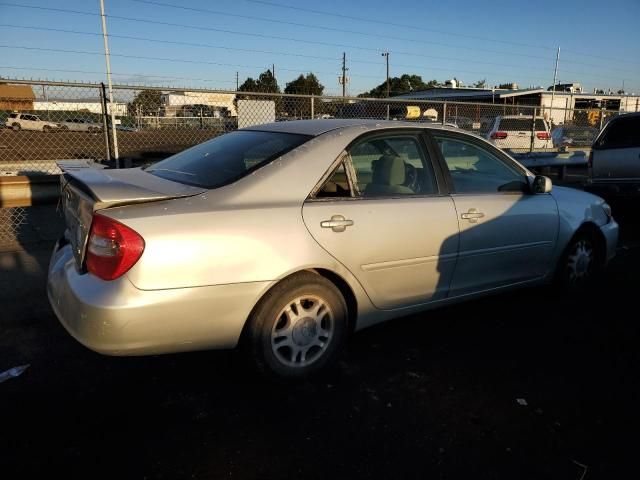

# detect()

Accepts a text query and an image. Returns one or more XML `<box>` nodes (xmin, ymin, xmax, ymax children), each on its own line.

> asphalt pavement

<box><xmin>1</xmin><ymin>199</ymin><xmax>639</xmax><ymax>479</ymax></box>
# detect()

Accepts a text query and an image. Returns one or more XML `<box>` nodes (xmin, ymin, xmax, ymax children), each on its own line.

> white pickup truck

<box><xmin>6</xmin><ymin>112</ymin><xmax>60</xmax><ymax>131</ymax></box>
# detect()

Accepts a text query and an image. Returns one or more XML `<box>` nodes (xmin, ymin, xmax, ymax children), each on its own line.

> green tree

<box><xmin>238</xmin><ymin>77</ymin><xmax>259</xmax><ymax>92</ymax></box>
<box><xmin>284</xmin><ymin>73</ymin><xmax>324</xmax><ymax>96</ymax></box>
<box><xmin>283</xmin><ymin>73</ymin><xmax>325</xmax><ymax>118</ymax></box>
<box><xmin>236</xmin><ymin>70</ymin><xmax>282</xmax><ymax>111</ymax></box>
<box><xmin>358</xmin><ymin>74</ymin><xmax>439</xmax><ymax>98</ymax></box>
<box><xmin>129</xmin><ymin>89</ymin><xmax>163</xmax><ymax>115</ymax></box>
<box><xmin>238</xmin><ymin>69</ymin><xmax>280</xmax><ymax>94</ymax></box>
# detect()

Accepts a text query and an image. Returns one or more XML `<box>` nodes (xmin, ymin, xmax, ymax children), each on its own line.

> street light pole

<box><xmin>99</xmin><ymin>0</ymin><xmax>119</xmax><ymax>167</ymax></box>
<box><xmin>550</xmin><ymin>46</ymin><xmax>560</xmax><ymax>128</ymax></box>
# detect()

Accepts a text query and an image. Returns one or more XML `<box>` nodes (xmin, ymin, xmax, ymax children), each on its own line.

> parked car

<box><xmin>48</xmin><ymin>119</ymin><xmax>618</xmax><ymax>378</ymax></box>
<box><xmin>586</xmin><ymin>112</ymin><xmax>640</xmax><ymax>197</ymax></box>
<box><xmin>443</xmin><ymin>116</ymin><xmax>474</xmax><ymax>130</ymax></box>
<box><xmin>178</xmin><ymin>104</ymin><xmax>229</xmax><ymax>118</ymax></box>
<box><xmin>485</xmin><ymin>115</ymin><xmax>551</xmax><ymax>150</ymax></box>
<box><xmin>59</xmin><ymin>117</ymin><xmax>103</xmax><ymax>133</ymax></box>
<box><xmin>6</xmin><ymin>112</ymin><xmax>60</xmax><ymax>131</ymax></box>
<box><xmin>551</xmin><ymin>125</ymin><xmax>599</xmax><ymax>148</ymax></box>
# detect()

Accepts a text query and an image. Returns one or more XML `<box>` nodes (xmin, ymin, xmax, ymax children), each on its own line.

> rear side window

<box><xmin>147</xmin><ymin>130</ymin><xmax>311</xmax><ymax>188</ymax></box>
<box><xmin>499</xmin><ymin>118</ymin><xmax>547</xmax><ymax>131</ymax></box>
<box><xmin>598</xmin><ymin>116</ymin><xmax>640</xmax><ymax>149</ymax></box>
<box><xmin>8</xmin><ymin>113</ymin><xmax>17</xmax><ymax>119</ymax></box>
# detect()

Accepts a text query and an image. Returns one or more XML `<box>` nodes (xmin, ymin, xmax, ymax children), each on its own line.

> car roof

<box><xmin>242</xmin><ymin>118</ymin><xmax>460</xmax><ymax>137</ymax></box>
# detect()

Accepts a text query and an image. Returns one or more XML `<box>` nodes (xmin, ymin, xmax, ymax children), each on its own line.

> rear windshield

<box><xmin>499</xmin><ymin>118</ymin><xmax>547</xmax><ymax>131</ymax></box>
<box><xmin>147</xmin><ymin>130</ymin><xmax>311</xmax><ymax>188</ymax></box>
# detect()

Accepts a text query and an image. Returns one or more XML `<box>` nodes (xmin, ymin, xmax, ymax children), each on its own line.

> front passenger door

<box><xmin>432</xmin><ymin>133</ymin><xmax>559</xmax><ymax>296</ymax></box>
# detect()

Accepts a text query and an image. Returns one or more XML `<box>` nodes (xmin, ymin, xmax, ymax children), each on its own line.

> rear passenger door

<box><xmin>302</xmin><ymin>130</ymin><xmax>460</xmax><ymax>310</ymax></box>
<box><xmin>592</xmin><ymin>115</ymin><xmax>640</xmax><ymax>183</ymax></box>
<box><xmin>430</xmin><ymin>132</ymin><xmax>558</xmax><ymax>296</ymax></box>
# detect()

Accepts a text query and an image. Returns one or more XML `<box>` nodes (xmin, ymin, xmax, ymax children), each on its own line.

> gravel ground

<box><xmin>1</xmin><ymin>201</ymin><xmax>638</xmax><ymax>480</ymax></box>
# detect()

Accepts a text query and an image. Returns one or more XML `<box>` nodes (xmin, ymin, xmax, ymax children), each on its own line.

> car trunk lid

<box><xmin>58</xmin><ymin>162</ymin><xmax>205</xmax><ymax>268</ymax></box>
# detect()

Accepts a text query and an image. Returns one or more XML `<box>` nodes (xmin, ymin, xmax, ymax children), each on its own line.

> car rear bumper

<box><xmin>47</xmin><ymin>240</ymin><xmax>272</xmax><ymax>356</ymax></box>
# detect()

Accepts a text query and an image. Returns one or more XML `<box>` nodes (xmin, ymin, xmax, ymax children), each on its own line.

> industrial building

<box><xmin>394</xmin><ymin>84</ymin><xmax>640</xmax><ymax>125</ymax></box>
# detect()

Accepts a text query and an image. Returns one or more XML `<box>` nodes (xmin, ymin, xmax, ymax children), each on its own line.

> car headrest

<box><xmin>371</xmin><ymin>154</ymin><xmax>405</xmax><ymax>186</ymax></box>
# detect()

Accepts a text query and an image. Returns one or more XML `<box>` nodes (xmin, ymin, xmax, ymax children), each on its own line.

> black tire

<box><xmin>43</xmin><ymin>125</ymin><xmax>51</xmax><ymax>132</ymax></box>
<box><xmin>12</xmin><ymin>123</ymin><xmax>20</xmax><ymax>131</ymax></box>
<box><xmin>555</xmin><ymin>231</ymin><xmax>602</xmax><ymax>293</ymax></box>
<box><xmin>246</xmin><ymin>272</ymin><xmax>348</xmax><ymax>379</ymax></box>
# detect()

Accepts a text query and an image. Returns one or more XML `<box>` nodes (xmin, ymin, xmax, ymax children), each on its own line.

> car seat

<box><xmin>363</xmin><ymin>154</ymin><xmax>414</xmax><ymax>196</ymax></box>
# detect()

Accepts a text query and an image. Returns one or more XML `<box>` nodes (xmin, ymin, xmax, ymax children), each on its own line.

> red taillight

<box><xmin>536</xmin><ymin>132</ymin><xmax>551</xmax><ymax>140</ymax></box>
<box><xmin>490</xmin><ymin>131</ymin><xmax>508</xmax><ymax>139</ymax></box>
<box><xmin>86</xmin><ymin>213</ymin><xmax>145</xmax><ymax>281</ymax></box>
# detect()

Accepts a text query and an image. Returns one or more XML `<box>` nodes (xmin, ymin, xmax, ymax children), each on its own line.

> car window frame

<box><xmin>308</xmin><ymin>128</ymin><xmax>448</xmax><ymax>202</ymax></box>
<box><xmin>425</xmin><ymin>129</ymin><xmax>532</xmax><ymax>196</ymax></box>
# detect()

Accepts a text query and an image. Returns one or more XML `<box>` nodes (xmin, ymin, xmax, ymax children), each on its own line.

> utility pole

<box><xmin>272</xmin><ymin>63</ymin><xmax>275</xmax><ymax>81</ymax></box>
<box><xmin>236</xmin><ymin>71</ymin><xmax>239</xmax><ymax>91</ymax></box>
<box><xmin>99</xmin><ymin>0</ymin><xmax>119</xmax><ymax>167</ymax></box>
<box><xmin>381</xmin><ymin>52</ymin><xmax>390</xmax><ymax>97</ymax></box>
<box><xmin>341</xmin><ymin>52</ymin><xmax>348</xmax><ymax>98</ymax></box>
<box><xmin>549</xmin><ymin>46</ymin><xmax>560</xmax><ymax>128</ymax></box>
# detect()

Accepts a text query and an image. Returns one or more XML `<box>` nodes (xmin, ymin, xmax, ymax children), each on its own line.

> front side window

<box><xmin>599</xmin><ymin>116</ymin><xmax>640</xmax><ymax>149</ymax></box>
<box><xmin>147</xmin><ymin>130</ymin><xmax>311</xmax><ymax>188</ymax></box>
<box><xmin>347</xmin><ymin>135</ymin><xmax>436</xmax><ymax>197</ymax></box>
<box><xmin>435</xmin><ymin>135</ymin><xmax>527</xmax><ymax>194</ymax></box>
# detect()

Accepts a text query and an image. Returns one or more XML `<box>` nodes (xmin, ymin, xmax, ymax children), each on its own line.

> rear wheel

<box><xmin>246</xmin><ymin>272</ymin><xmax>348</xmax><ymax>379</ymax></box>
<box><xmin>12</xmin><ymin>123</ymin><xmax>20</xmax><ymax>131</ymax></box>
<box><xmin>556</xmin><ymin>232</ymin><xmax>602</xmax><ymax>292</ymax></box>
<box><xmin>43</xmin><ymin>125</ymin><xmax>52</xmax><ymax>132</ymax></box>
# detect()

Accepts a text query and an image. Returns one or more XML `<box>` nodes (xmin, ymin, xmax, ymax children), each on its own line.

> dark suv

<box><xmin>587</xmin><ymin>112</ymin><xmax>640</xmax><ymax>197</ymax></box>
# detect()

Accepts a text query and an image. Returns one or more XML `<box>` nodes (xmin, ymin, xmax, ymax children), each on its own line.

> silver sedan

<box><xmin>48</xmin><ymin>119</ymin><xmax>619</xmax><ymax>378</ymax></box>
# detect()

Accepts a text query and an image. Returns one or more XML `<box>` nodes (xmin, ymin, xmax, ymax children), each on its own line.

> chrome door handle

<box><xmin>321</xmin><ymin>215</ymin><xmax>354</xmax><ymax>232</ymax></box>
<box><xmin>460</xmin><ymin>208</ymin><xmax>485</xmax><ymax>223</ymax></box>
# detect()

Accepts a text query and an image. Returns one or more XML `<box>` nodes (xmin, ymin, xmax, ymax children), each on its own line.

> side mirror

<box><xmin>532</xmin><ymin>175</ymin><xmax>552</xmax><ymax>194</ymax></box>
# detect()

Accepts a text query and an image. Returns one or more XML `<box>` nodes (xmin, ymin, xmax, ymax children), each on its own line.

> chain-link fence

<box><xmin>0</xmin><ymin>206</ymin><xmax>26</xmax><ymax>246</ymax></box>
<box><xmin>0</xmin><ymin>78</ymin><xmax>634</xmax><ymax>245</ymax></box>
<box><xmin>1</xmin><ymin>79</ymin><xmax>630</xmax><ymax>175</ymax></box>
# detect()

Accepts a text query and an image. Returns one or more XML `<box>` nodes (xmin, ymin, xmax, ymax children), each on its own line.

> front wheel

<box><xmin>43</xmin><ymin>125</ymin><xmax>52</xmax><ymax>132</ymax></box>
<box><xmin>556</xmin><ymin>232</ymin><xmax>602</xmax><ymax>292</ymax></box>
<box><xmin>246</xmin><ymin>272</ymin><xmax>348</xmax><ymax>379</ymax></box>
<box><xmin>12</xmin><ymin>123</ymin><xmax>21</xmax><ymax>131</ymax></box>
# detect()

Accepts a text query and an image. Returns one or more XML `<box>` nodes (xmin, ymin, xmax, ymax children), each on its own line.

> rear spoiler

<box><xmin>57</xmin><ymin>160</ymin><xmax>205</xmax><ymax>206</ymax></box>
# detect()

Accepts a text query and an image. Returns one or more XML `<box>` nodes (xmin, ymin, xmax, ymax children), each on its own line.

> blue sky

<box><xmin>1</xmin><ymin>0</ymin><xmax>639</xmax><ymax>95</ymax></box>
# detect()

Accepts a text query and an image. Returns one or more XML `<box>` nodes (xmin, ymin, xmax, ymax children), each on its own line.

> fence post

<box><xmin>530</xmin><ymin>107</ymin><xmax>537</xmax><ymax>153</ymax></box>
<box><xmin>442</xmin><ymin>102</ymin><xmax>447</xmax><ymax>125</ymax></box>
<box><xmin>100</xmin><ymin>83</ymin><xmax>112</xmax><ymax>162</ymax></box>
<box><xmin>311</xmin><ymin>95</ymin><xmax>315</xmax><ymax>119</ymax></box>
<box><xmin>599</xmin><ymin>107</ymin><xmax>605</xmax><ymax>130</ymax></box>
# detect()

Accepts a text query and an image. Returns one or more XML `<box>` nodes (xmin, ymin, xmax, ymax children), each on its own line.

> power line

<box><xmin>0</xmin><ymin>23</ymin><xmax>556</xmax><ymax>74</ymax></box>
<box><xmin>0</xmin><ymin>65</ymin><xmax>238</xmax><ymax>85</ymax></box>
<box><xmin>239</xmin><ymin>0</ymin><xmax>551</xmax><ymax>50</ymax></box>
<box><xmin>0</xmin><ymin>40</ymin><xmax>631</xmax><ymax>88</ymax></box>
<box><xmin>0</xmin><ymin>44</ymin><xmax>354</xmax><ymax>77</ymax></box>
<box><xmin>239</xmin><ymin>0</ymin><xmax>638</xmax><ymax>64</ymax></box>
<box><xmin>0</xmin><ymin>24</ymin><xmax>344</xmax><ymax>63</ymax></box>
<box><xmin>3</xmin><ymin>1</ymin><xmax>637</xmax><ymax>74</ymax></box>
<box><xmin>129</xmin><ymin>0</ymin><xmax>556</xmax><ymax>63</ymax></box>
<box><xmin>6</xmin><ymin>21</ymin><xmax>635</xmax><ymax>85</ymax></box>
